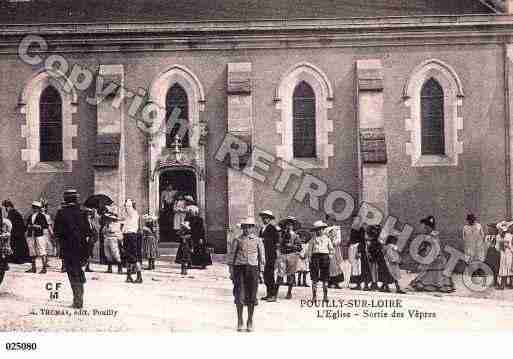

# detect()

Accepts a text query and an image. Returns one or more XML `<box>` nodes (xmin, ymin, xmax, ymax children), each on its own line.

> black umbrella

<box><xmin>278</xmin><ymin>216</ymin><xmax>301</xmax><ymax>231</ymax></box>
<box><xmin>83</xmin><ymin>194</ymin><xmax>114</xmax><ymax>211</ymax></box>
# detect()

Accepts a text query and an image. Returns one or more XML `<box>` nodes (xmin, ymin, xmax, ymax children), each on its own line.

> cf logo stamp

<box><xmin>45</xmin><ymin>282</ymin><xmax>62</xmax><ymax>300</ymax></box>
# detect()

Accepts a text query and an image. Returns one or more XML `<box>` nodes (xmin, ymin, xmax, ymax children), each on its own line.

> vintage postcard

<box><xmin>1</xmin><ymin>1</ymin><xmax>513</xmax><ymax>349</ymax></box>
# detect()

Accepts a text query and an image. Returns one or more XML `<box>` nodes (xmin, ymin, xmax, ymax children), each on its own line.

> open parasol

<box><xmin>83</xmin><ymin>194</ymin><xmax>114</xmax><ymax>211</ymax></box>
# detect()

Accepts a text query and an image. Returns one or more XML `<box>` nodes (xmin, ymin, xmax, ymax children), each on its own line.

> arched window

<box><xmin>165</xmin><ymin>84</ymin><xmax>189</xmax><ymax>148</ymax></box>
<box><xmin>420</xmin><ymin>78</ymin><xmax>444</xmax><ymax>155</ymax></box>
<box><xmin>293</xmin><ymin>81</ymin><xmax>316</xmax><ymax>158</ymax></box>
<box><xmin>39</xmin><ymin>86</ymin><xmax>63</xmax><ymax>162</ymax></box>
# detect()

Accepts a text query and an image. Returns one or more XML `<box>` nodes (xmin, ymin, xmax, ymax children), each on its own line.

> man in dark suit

<box><xmin>53</xmin><ymin>189</ymin><xmax>91</xmax><ymax>309</ymax></box>
<box><xmin>258</xmin><ymin>210</ymin><xmax>280</xmax><ymax>302</ymax></box>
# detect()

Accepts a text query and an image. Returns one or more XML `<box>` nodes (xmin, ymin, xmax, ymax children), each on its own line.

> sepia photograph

<box><xmin>0</xmin><ymin>1</ymin><xmax>512</xmax><ymax>352</ymax></box>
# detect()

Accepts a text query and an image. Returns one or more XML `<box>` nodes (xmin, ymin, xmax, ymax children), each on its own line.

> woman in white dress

<box><xmin>496</xmin><ymin>221</ymin><xmax>513</xmax><ymax>289</ymax></box>
<box><xmin>173</xmin><ymin>193</ymin><xmax>187</xmax><ymax>233</ymax></box>
<box><xmin>462</xmin><ymin>214</ymin><xmax>485</xmax><ymax>262</ymax></box>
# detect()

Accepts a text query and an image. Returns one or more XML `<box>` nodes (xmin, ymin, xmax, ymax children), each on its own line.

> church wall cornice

<box><xmin>1</xmin><ymin>15</ymin><xmax>513</xmax><ymax>52</ymax></box>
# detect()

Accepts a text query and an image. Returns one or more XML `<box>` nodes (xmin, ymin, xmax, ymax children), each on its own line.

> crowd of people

<box><xmin>0</xmin><ymin>189</ymin><xmax>510</xmax><ymax>331</ymax></box>
<box><xmin>224</xmin><ymin>210</ymin><xmax>508</xmax><ymax>332</ymax></box>
<box><xmin>0</xmin><ymin>187</ymin><xmax>212</xmax><ymax>308</ymax></box>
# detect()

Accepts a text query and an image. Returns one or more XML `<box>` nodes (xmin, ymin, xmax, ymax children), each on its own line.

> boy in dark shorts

<box><xmin>228</xmin><ymin>217</ymin><xmax>265</xmax><ymax>332</ymax></box>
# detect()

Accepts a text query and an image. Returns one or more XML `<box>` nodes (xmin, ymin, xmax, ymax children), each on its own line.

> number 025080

<box><xmin>5</xmin><ymin>342</ymin><xmax>37</xmax><ymax>351</ymax></box>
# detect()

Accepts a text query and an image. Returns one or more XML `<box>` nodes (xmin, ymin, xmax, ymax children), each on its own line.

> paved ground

<box><xmin>1</xmin><ymin>257</ymin><xmax>513</xmax><ymax>333</ymax></box>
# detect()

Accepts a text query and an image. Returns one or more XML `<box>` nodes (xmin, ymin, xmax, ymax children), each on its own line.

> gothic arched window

<box><xmin>39</xmin><ymin>86</ymin><xmax>63</xmax><ymax>162</ymax></box>
<box><xmin>293</xmin><ymin>81</ymin><xmax>316</xmax><ymax>158</ymax></box>
<box><xmin>165</xmin><ymin>84</ymin><xmax>189</xmax><ymax>148</ymax></box>
<box><xmin>421</xmin><ymin>78</ymin><xmax>445</xmax><ymax>155</ymax></box>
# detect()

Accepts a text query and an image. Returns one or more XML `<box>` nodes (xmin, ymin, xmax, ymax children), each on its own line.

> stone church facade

<box><xmin>1</xmin><ymin>0</ymin><xmax>513</xmax><ymax>250</ymax></box>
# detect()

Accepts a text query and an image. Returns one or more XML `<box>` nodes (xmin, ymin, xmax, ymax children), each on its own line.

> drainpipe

<box><xmin>505</xmin><ymin>41</ymin><xmax>512</xmax><ymax>218</ymax></box>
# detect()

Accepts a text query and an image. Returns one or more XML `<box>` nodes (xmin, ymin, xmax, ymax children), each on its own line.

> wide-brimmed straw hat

<box><xmin>239</xmin><ymin>217</ymin><xmax>256</xmax><ymax>227</ymax></box>
<box><xmin>31</xmin><ymin>201</ymin><xmax>42</xmax><ymax>208</ymax></box>
<box><xmin>259</xmin><ymin>210</ymin><xmax>275</xmax><ymax>219</ymax></box>
<box><xmin>312</xmin><ymin>220</ymin><xmax>328</xmax><ymax>230</ymax></box>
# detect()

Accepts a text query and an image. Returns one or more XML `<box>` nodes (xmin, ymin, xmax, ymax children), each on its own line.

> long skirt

<box><xmin>123</xmin><ymin>233</ymin><xmax>140</xmax><ymax>264</ymax></box>
<box><xmin>9</xmin><ymin>233</ymin><xmax>30</xmax><ymax>264</ymax></box>
<box><xmin>377</xmin><ymin>255</ymin><xmax>395</xmax><ymax>285</ymax></box>
<box><xmin>173</xmin><ymin>212</ymin><xmax>186</xmax><ymax>230</ymax></box>
<box><xmin>296</xmin><ymin>255</ymin><xmax>309</xmax><ymax>272</ymax></box>
<box><xmin>329</xmin><ymin>245</ymin><xmax>344</xmax><ymax>277</ymax></box>
<box><xmin>144</xmin><ymin>236</ymin><xmax>159</xmax><ymax>260</ymax></box>
<box><xmin>190</xmin><ymin>243</ymin><xmax>212</xmax><ymax>267</ymax></box>
<box><xmin>498</xmin><ymin>249</ymin><xmax>513</xmax><ymax>277</ymax></box>
<box><xmin>349</xmin><ymin>244</ymin><xmax>362</xmax><ymax>283</ymax></box>
<box><xmin>385</xmin><ymin>260</ymin><xmax>401</xmax><ymax>282</ymax></box>
<box><xmin>484</xmin><ymin>246</ymin><xmax>500</xmax><ymax>276</ymax></box>
<box><xmin>464</xmin><ymin>240</ymin><xmax>486</xmax><ymax>262</ymax></box>
<box><xmin>104</xmin><ymin>237</ymin><xmax>121</xmax><ymax>264</ymax></box>
<box><xmin>410</xmin><ymin>254</ymin><xmax>455</xmax><ymax>293</ymax></box>
<box><xmin>277</xmin><ymin>253</ymin><xmax>298</xmax><ymax>277</ymax></box>
<box><xmin>232</xmin><ymin>265</ymin><xmax>259</xmax><ymax>306</ymax></box>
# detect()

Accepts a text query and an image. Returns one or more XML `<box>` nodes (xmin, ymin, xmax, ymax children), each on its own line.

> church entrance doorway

<box><xmin>158</xmin><ymin>169</ymin><xmax>197</xmax><ymax>243</ymax></box>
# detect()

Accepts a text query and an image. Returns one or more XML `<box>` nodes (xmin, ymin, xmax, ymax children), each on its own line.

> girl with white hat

<box><xmin>496</xmin><ymin>220</ymin><xmax>513</xmax><ymax>290</ymax></box>
<box><xmin>306</xmin><ymin>220</ymin><xmax>334</xmax><ymax>301</ymax></box>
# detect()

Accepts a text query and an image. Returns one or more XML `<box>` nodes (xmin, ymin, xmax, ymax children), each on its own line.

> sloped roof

<box><xmin>0</xmin><ymin>0</ymin><xmax>494</xmax><ymax>24</ymax></box>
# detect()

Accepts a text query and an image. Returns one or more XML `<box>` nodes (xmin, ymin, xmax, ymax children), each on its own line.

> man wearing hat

<box><xmin>227</xmin><ymin>217</ymin><xmax>265</xmax><ymax>332</ymax></box>
<box><xmin>25</xmin><ymin>200</ymin><xmax>50</xmax><ymax>274</ymax></box>
<box><xmin>53</xmin><ymin>189</ymin><xmax>92</xmax><ymax>309</ymax></box>
<box><xmin>258</xmin><ymin>210</ymin><xmax>280</xmax><ymax>302</ymax></box>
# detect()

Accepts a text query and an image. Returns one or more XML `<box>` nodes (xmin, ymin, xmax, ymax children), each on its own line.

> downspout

<box><xmin>504</xmin><ymin>41</ymin><xmax>512</xmax><ymax>218</ymax></box>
